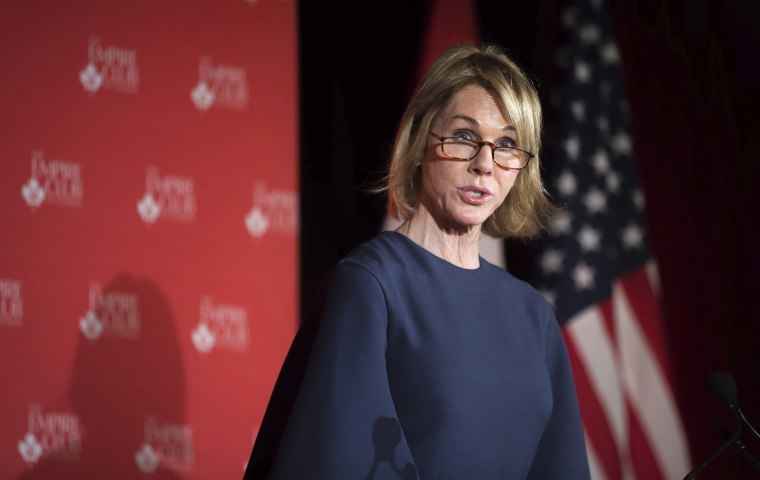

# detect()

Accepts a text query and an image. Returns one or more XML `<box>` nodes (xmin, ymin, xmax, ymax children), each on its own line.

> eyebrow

<box><xmin>450</xmin><ymin>114</ymin><xmax>516</xmax><ymax>132</ymax></box>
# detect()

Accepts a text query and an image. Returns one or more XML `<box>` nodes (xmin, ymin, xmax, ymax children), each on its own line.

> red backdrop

<box><xmin>0</xmin><ymin>1</ymin><xmax>298</xmax><ymax>479</ymax></box>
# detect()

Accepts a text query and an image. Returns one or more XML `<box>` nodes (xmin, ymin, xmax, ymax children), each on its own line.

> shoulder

<box><xmin>323</xmin><ymin>232</ymin><xmax>408</xmax><ymax>299</ymax></box>
<box><xmin>338</xmin><ymin>231</ymin><xmax>415</xmax><ymax>279</ymax></box>
<box><xmin>303</xmin><ymin>232</ymin><xmax>413</xmax><ymax>324</ymax></box>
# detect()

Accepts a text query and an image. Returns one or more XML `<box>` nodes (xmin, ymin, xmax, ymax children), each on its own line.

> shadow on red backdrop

<box><xmin>17</xmin><ymin>275</ymin><xmax>185</xmax><ymax>480</ymax></box>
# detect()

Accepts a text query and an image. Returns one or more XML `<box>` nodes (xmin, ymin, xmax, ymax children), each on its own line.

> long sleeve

<box><xmin>268</xmin><ymin>262</ymin><xmax>418</xmax><ymax>480</ymax></box>
<box><xmin>527</xmin><ymin>314</ymin><xmax>591</xmax><ymax>479</ymax></box>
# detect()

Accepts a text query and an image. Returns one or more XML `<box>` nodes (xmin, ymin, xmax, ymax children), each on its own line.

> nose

<box><xmin>469</xmin><ymin>142</ymin><xmax>494</xmax><ymax>176</ymax></box>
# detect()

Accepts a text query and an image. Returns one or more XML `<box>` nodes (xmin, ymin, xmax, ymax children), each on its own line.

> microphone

<box><xmin>708</xmin><ymin>370</ymin><xmax>736</xmax><ymax>405</ymax></box>
<box><xmin>683</xmin><ymin>371</ymin><xmax>760</xmax><ymax>479</ymax></box>
<box><xmin>709</xmin><ymin>371</ymin><xmax>760</xmax><ymax>442</ymax></box>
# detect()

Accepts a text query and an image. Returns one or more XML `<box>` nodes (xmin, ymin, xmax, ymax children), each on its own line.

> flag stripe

<box><xmin>566</xmin><ymin>307</ymin><xmax>626</xmax><ymax>446</ymax></box>
<box><xmin>614</xmin><ymin>278</ymin><xmax>691</xmax><ymax>478</ymax></box>
<box><xmin>618</xmin><ymin>265</ymin><xmax>674</xmax><ymax>385</ymax></box>
<box><xmin>626</xmin><ymin>400</ymin><xmax>663</xmax><ymax>480</ymax></box>
<box><xmin>564</xmin><ymin>307</ymin><xmax>624</xmax><ymax>478</ymax></box>
<box><xmin>584</xmin><ymin>430</ymin><xmax>610</xmax><ymax>480</ymax></box>
<box><xmin>645</xmin><ymin>259</ymin><xmax>662</xmax><ymax>297</ymax></box>
<box><xmin>566</xmin><ymin>341</ymin><xmax>621</xmax><ymax>479</ymax></box>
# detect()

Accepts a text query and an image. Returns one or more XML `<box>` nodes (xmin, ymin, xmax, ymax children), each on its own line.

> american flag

<box><xmin>529</xmin><ymin>1</ymin><xmax>692</xmax><ymax>478</ymax></box>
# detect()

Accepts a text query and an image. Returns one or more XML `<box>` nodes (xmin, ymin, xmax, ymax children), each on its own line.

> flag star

<box><xmin>575</xmin><ymin>61</ymin><xmax>591</xmax><ymax>82</ymax></box>
<box><xmin>571</xmin><ymin>100</ymin><xmax>586</xmax><ymax>121</ymax></box>
<box><xmin>606</xmin><ymin>171</ymin><xmax>621</xmax><ymax>193</ymax></box>
<box><xmin>551</xmin><ymin>210</ymin><xmax>573</xmax><ymax>235</ymax></box>
<box><xmin>556</xmin><ymin>170</ymin><xmax>577</xmax><ymax>197</ymax></box>
<box><xmin>601</xmin><ymin>41</ymin><xmax>620</xmax><ymax>64</ymax></box>
<box><xmin>632</xmin><ymin>189</ymin><xmax>646</xmax><ymax>210</ymax></box>
<box><xmin>541</xmin><ymin>248</ymin><xmax>564</xmax><ymax>274</ymax></box>
<box><xmin>561</xmin><ymin>8</ymin><xmax>578</xmax><ymax>29</ymax></box>
<box><xmin>619</xmin><ymin>99</ymin><xmax>631</xmax><ymax>117</ymax></box>
<box><xmin>597</xmin><ymin>116</ymin><xmax>609</xmax><ymax>132</ymax></box>
<box><xmin>578</xmin><ymin>225</ymin><xmax>601</xmax><ymax>252</ymax></box>
<box><xmin>592</xmin><ymin>149</ymin><xmax>610</xmax><ymax>175</ymax></box>
<box><xmin>564</xmin><ymin>135</ymin><xmax>581</xmax><ymax>160</ymax></box>
<box><xmin>573</xmin><ymin>262</ymin><xmax>595</xmax><ymax>290</ymax></box>
<box><xmin>579</xmin><ymin>24</ymin><xmax>601</xmax><ymax>44</ymax></box>
<box><xmin>622</xmin><ymin>223</ymin><xmax>644</xmax><ymax>249</ymax></box>
<box><xmin>611</xmin><ymin>132</ymin><xmax>632</xmax><ymax>155</ymax></box>
<box><xmin>584</xmin><ymin>188</ymin><xmax>608</xmax><ymax>214</ymax></box>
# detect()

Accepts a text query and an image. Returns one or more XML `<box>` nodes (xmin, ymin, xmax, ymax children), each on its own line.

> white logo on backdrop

<box><xmin>18</xmin><ymin>432</ymin><xmax>43</xmax><ymax>464</ymax></box>
<box><xmin>79</xmin><ymin>37</ymin><xmax>139</xmax><ymax>95</ymax></box>
<box><xmin>18</xmin><ymin>404</ymin><xmax>82</xmax><ymax>465</ymax></box>
<box><xmin>21</xmin><ymin>150</ymin><xmax>84</xmax><ymax>209</ymax></box>
<box><xmin>0</xmin><ymin>279</ymin><xmax>23</xmax><ymax>327</ymax></box>
<box><xmin>191</xmin><ymin>296</ymin><xmax>249</xmax><ymax>354</ymax></box>
<box><xmin>137</xmin><ymin>416</ymin><xmax>195</xmax><ymax>472</ymax></box>
<box><xmin>135</xmin><ymin>443</ymin><xmax>160</xmax><ymax>474</ymax></box>
<box><xmin>244</xmin><ymin>207</ymin><xmax>269</xmax><ymax>237</ymax></box>
<box><xmin>79</xmin><ymin>310</ymin><xmax>104</xmax><ymax>341</ymax></box>
<box><xmin>79</xmin><ymin>283</ymin><xmax>140</xmax><ymax>342</ymax></box>
<box><xmin>245</xmin><ymin>182</ymin><xmax>298</xmax><ymax>239</ymax></box>
<box><xmin>21</xmin><ymin>178</ymin><xmax>45</xmax><ymax>208</ymax></box>
<box><xmin>191</xmin><ymin>56</ymin><xmax>249</xmax><ymax>111</ymax></box>
<box><xmin>137</xmin><ymin>167</ymin><xmax>196</xmax><ymax>224</ymax></box>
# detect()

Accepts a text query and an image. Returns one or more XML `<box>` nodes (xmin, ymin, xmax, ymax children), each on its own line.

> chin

<box><xmin>458</xmin><ymin>210</ymin><xmax>493</xmax><ymax>227</ymax></box>
<box><xmin>448</xmin><ymin>215</ymin><xmax>489</xmax><ymax>231</ymax></box>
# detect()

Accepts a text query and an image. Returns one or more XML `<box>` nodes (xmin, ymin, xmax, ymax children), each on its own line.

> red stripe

<box><xmin>617</xmin><ymin>266</ymin><xmax>676</xmax><ymax>387</ymax></box>
<box><xmin>598</xmin><ymin>297</ymin><xmax>616</xmax><ymax>351</ymax></box>
<box><xmin>562</xmin><ymin>326</ymin><xmax>622</xmax><ymax>480</ymax></box>
<box><xmin>627</xmin><ymin>399</ymin><xmax>665</xmax><ymax>479</ymax></box>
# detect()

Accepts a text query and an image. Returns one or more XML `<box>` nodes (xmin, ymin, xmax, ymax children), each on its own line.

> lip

<box><xmin>457</xmin><ymin>186</ymin><xmax>492</xmax><ymax>205</ymax></box>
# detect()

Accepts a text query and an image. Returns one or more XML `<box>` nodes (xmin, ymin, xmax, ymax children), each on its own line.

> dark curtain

<box><xmin>298</xmin><ymin>1</ymin><xmax>760</xmax><ymax>478</ymax></box>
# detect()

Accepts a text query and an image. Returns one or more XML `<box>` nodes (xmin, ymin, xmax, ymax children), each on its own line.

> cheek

<box><xmin>495</xmin><ymin>174</ymin><xmax>518</xmax><ymax>203</ymax></box>
<box><xmin>421</xmin><ymin>163</ymin><xmax>456</xmax><ymax>196</ymax></box>
<box><xmin>496</xmin><ymin>173</ymin><xmax>517</xmax><ymax>208</ymax></box>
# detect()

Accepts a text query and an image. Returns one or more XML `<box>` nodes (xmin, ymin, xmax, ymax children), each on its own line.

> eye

<box><xmin>452</xmin><ymin>130</ymin><xmax>476</xmax><ymax>141</ymax></box>
<box><xmin>496</xmin><ymin>137</ymin><xmax>517</xmax><ymax>148</ymax></box>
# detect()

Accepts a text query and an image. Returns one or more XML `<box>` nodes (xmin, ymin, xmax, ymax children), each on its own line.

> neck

<box><xmin>395</xmin><ymin>208</ymin><xmax>482</xmax><ymax>269</ymax></box>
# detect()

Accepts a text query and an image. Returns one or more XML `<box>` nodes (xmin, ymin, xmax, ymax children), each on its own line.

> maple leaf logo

<box><xmin>18</xmin><ymin>432</ymin><xmax>43</xmax><ymax>464</ymax></box>
<box><xmin>79</xmin><ymin>63</ymin><xmax>103</xmax><ymax>94</ymax></box>
<box><xmin>191</xmin><ymin>81</ymin><xmax>214</xmax><ymax>111</ymax></box>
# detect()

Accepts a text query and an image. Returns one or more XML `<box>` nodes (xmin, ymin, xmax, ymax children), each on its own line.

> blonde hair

<box><xmin>386</xmin><ymin>43</ymin><xmax>553</xmax><ymax>238</ymax></box>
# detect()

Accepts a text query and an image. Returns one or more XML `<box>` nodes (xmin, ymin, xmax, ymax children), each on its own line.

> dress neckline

<box><xmin>381</xmin><ymin>230</ymin><xmax>488</xmax><ymax>273</ymax></box>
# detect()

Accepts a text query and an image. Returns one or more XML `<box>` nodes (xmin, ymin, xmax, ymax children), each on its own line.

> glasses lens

<box><xmin>439</xmin><ymin>136</ymin><xmax>529</xmax><ymax>170</ymax></box>
<box><xmin>442</xmin><ymin>139</ymin><xmax>478</xmax><ymax>159</ymax></box>
<box><xmin>494</xmin><ymin>148</ymin><xmax>526</xmax><ymax>169</ymax></box>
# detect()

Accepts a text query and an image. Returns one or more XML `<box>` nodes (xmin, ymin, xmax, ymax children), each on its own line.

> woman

<box><xmin>245</xmin><ymin>43</ymin><xmax>590</xmax><ymax>479</ymax></box>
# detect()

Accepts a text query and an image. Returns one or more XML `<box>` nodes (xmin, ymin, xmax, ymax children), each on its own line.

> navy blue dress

<box><xmin>245</xmin><ymin>231</ymin><xmax>590</xmax><ymax>479</ymax></box>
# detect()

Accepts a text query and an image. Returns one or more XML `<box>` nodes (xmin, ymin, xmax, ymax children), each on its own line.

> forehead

<box><xmin>438</xmin><ymin>84</ymin><xmax>510</xmax><ymax>127</ymax></box>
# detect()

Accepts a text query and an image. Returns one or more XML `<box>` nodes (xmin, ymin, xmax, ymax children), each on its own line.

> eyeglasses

<box><xmin>429</xmin><ymin>132</ymin><xmax>534</xmax><ymax>171</ymax></box>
